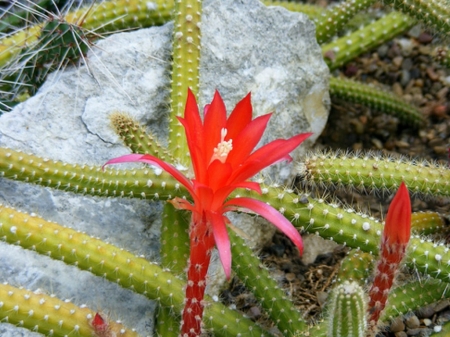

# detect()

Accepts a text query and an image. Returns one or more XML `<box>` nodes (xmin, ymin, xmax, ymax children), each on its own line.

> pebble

<box><xmin>401</xmin><ymin>70</ymin><xmax>411</xmax><ymax>86</ymax></box>
<box><xmin>285</xmin><ymin>272</ymin><xmax>296</xmax><ymax>282</ymax></box>
<box><xmin>405</xmin><ymin>315</ymin><xmax>420</xmax><ymax>329</ymax></box>
<box><xmin>422</xmin><ymin>318</ymin><xmax>432</xmax><ymax>326</ymax></box>
<box><xmin>391</xmin><ymin>316</ymin><xmax>405</xmax><ymax>332</ymax></box>
<box><xmin>434</xmin><ymin>299</ymin><xmax>450</xmax><ymax>312</ymax></box>
<box><xmin>416</xmin><ymin>303</ymin><xmax>436</xmax><ymax>318</ymax></box>
<box><xmin>395</xmin><ymin>332</ymin><xmax>407</xmax><ymax>337</ymax></box>
<box><xmin>402</xmin><ymin>58</ymin><xmax>413</xmax><ymax>71</ymax></box>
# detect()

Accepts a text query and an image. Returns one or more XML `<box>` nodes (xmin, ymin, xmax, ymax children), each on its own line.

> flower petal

<box><xmin>208</xmin><ymin>211</ymin><xmax>232</xmax><ymax>279</ymax></box>
<box><xmin>204</xmin><ymin>90</ymin><xmax>227</xmax><ymax>163</ymax></box>
<box><xmin>103</xmin><ymin>153</ymin><xmax>195</xmax><ymax>198</ymax></box>
<box><xmin>230</xmin><ymin>133</ymin><xmax>312</xmax><ymax>184</ymax></box>
<box><xmin>226</xmin><ymin>113</ymin><xmax>271</xmax><ymax>169</ymax></box>
<box><xmin>384</xmin><ymin>182</ymin><xmax>411</xmax><ymax>245</ymax></box>
<box><xmin>226</xmin><ymin>93</ymin><xmax>253</xmax><ymax>141</ymax></box>
<box><xmin>224</xmin><ymin>197</ymin><xmax>303</xmax><ymax>255</ymax></box>
<box><xmin>177</xmin><ymin>89</ymin><xmax>207</xmax><ymax>182</ymax></box>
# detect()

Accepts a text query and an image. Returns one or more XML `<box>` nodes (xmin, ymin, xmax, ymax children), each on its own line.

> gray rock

<box><xmin>0</xmin><ymin>0</ymin><xmax>329</xmax><ymax>335</ymax></box>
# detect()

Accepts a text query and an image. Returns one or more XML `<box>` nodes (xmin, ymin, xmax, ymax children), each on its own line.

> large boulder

<box><xmin>0</xmin><ymin>0</ymin><xmax>329</xmax><ymax>335</ymax></box>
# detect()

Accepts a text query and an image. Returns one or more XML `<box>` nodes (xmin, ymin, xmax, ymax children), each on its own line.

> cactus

<box><xmin>326</xmin><ymin>281</ymin><xmax>367</xmax><ymax>337</ymax></box>
<box><xmin>1</xmin><ymin>0</ymin><xmax>450</xmax><ymax>336</ymax></box>
<box><xmin>329</xmin><ymin>77</ymin><xmax>424</xmax><ymax>126</ymax></box>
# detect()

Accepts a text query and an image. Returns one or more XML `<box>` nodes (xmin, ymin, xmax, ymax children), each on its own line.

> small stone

<box><xmin>393</xmin><ymin>56</ymin><xmax>403</xmax><ymax>68</ymax></box>
<box><xmin>422</xmin><ymin>318</ymin><xmax>432</xmax><ymax>326</ymax></box>
<box><xmin>391</xmin><ymin>316</ymin><xmax>405</xmax><ymax>332</ymax></box>
<box><xmin>285</xmin><ymin>273</ymin><xmax>296</xmax><ymax>282</ymax></box>
<box><xmin>405</xmin><ymin>315</ymin><xmax>420</xmax><ymax>329</ymax></box>
<box><xmin>402</xmin><ymin>58</ymin><xmax>413</xmax><ymax>71</ymax></box>
<box><xmin>371</xmin><ymin>138</ymin><xmax>383</xmax><ymax>149</ymax></box>
<box><xmin>416</xmin><ymin>303</ymin><xmax>436</xmax><ymax>318</ymax></box>
<box><xmin>247</xmin><ymin>306</ymin><xmax>261</xmax><ymax>319</ymax></box>
<box><xmin>401</xmin><ymin>70</ymin><xmax>411</xmax><ymax>86</ymax></box>
<box><xmin>418</xmin><ymin>32</ymin><xmax>433</xmax><ymax>44</ymax></box>
<box><xmin>395</xmin><ymin>332</ymin><xmax>408</xmax><ymax>337</ymax></box>
<box><xmin>392</xmin><ymin>82</ymin><xmax>403</xmax><ymax>96</ymax></box>
<box><xmin>434</xmin><ymin>299</ymin><xmax>450</xmax><ymax>312</ymax></box>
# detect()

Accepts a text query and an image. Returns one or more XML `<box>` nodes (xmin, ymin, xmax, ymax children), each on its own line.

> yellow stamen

<box><xmin>211</xmin><ymin>128</ymin><xmax>232</xmax><ymax>164</ymax></box>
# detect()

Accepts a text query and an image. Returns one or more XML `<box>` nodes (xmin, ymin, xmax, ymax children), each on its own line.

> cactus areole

<box><xmin>104</xmin><ymin>89</ymin><xmax>311</xmax><ymax>336</ymax></box>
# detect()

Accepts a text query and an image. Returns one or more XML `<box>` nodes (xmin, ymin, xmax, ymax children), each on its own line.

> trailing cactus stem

<box><xmin>262</xmin><ymin>1</ymin><xmax>325</xmax><ymax>20</ymax></box>
<box><xmin>229</xmin><ymin>228</ymin><xmax>307</xmax><ymax>334</ymax></box>
<box><xmin>0</xmin><ymin>0</ymin><xmax>174</xmax><ymax>68</ymax></box>
<box><xmin>302</xmin><ymin>150</ymin><xmax>450</xmax><ymax>197</ymax></box>
<box><xmin>329</xmin><ymin>77</ymin><xmax>423</xmax><ymax>126</ymax></box>
<box><xmin>411</xmin><ymin>211</ymin><xmax>446</xmax><ymax>236</ymax></box>
<box><xmin>322</xmin><ymin>11</ymin><xmax>415</xmax><ymax>71</ymax></box>
<box><xmin>109</xmin><ymin>112</ymin><xmax>174</xmax><ymax>162</ymax></box>
<box><xmin>0</xmin><ymin>147</ymin><xmax>189</xmax><ymax>200</ymax></box>
<box><xmin>169</xmin><ymin>0</ymin><xmax>202</xmax><ymax>166</ymax></box>
<box><xmin>0</xmin><ymin>282</ymin><xmax>140</xmax><ymax>337</ymax></box>
<box><xmin>0</xmin><ymin>203</ymin><xmax>272</xmax><ymax>337</ymax></box>
<box><xmin>382</xmin><ymin>0</ymin><xmax>450</xmax><ymax>37</ymax></box>
<box><xmin>314</xmin><ymin>0</ymin><xmax>377</xmax><ymax>44</ymax></box>
<box><xmin>327</xmin><ymin>281</ymin><xmax>367</xmax><ymax>337</ymax></box>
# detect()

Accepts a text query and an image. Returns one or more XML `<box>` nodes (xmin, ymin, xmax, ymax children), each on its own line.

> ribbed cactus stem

<box><xmin>322</xmin><ymin>11</ymin><xmax>415</xmax><ymax>70</ymax></box>
<box><xmin>169</xmin><ymin>0</ymin><xmax>202</xmax><ymax>166</ymax></box>
<box><xmin>228</xmin><ymin>229</ymin><xmax>307</xmax><ymax>334</ymax></box>
<box><xmin>262</xmin><ymin>1</ymin><xmax>325</xmax><ymax>20</ymax></box>
<box><xmin>329</xmin><ymin>77</ymin><xmax>423</xmax><ymax>126</ymax></box>
<box><xmin>336</xmin><ymin>250</ymin><xmax>374</xmax><ymax>285</ymax></box>
<box><xmin>411</xmin><ymin>211</ymin><xmax>445</xmax><ymax>236</ymax></box>
<box><xmin>327</xmin><ymin>281</ymin><xmax>367</xmax><ymax>337</ymax></box>
<box><xmin>0</xmin><ymin>0</ymin><xmax>174</xmax><ymax>68</ymax></box>
<box><xmin>302</xmin><ymin>150</ymin><xmax>450</xmax><ymax>197</ymax></box>
<box><xmin>381</xmin><ymin>279</ymin><xmax>450</xmax><ymax>322</ymax></box>
<box><xmin>0</xmin><ymin>283</ymin><xmax>140</xmax><ymax>337</ymax></box>
<box><xmin>383</xmin><ymin>0</ymin><xmax>450</xmax><ymax>37</ymax></box>
<box><xmin>0</xmin><ymin>147</ymin><xmax>189</xmax><ymax>200</ymax></box>
<box><xmin>110</xmin><ymin>112</ymin><xmax>174</xmax><ymax>162</ymax></box>
<box><xmin>0</xmin><ymin>203</ymin><xmax>271</xmax><ymax>337</ymax></box>
<box><xmin>314</xmin><ymin>0</ymin><xmax>376</xmax><ymax>44</ymax></box>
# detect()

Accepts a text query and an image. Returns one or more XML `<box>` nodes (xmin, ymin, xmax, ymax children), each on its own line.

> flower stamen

<box><xmin>211</xmin><ymin>128</ymin><xmax>232</xmax><ymax>164</ymax></box>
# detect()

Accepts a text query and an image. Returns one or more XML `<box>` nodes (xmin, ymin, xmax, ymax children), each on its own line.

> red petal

<box><xmin>177</xmin><ymin>89</ymin><xmax>207</xmax><ymax>182</ymax></box>
<box><xmin>103</xmin><ymin>154</ymin><xmax>196</xmax><ymax>200</ymax></box>
<box><xmin>226</xmin><ymin>113</ymin><xmax>271</xmax><ymax>169</ymax></box>
<box><xmin>204</xmin><ymin>91</ymin><xmax>227</xmax><ymax>164</ymax></box>
<box><xmin>207</xmin><ymin>160</ymin><xmax>232</xmax><ymax>192</ymax></box>
<box><xmin>224</xmin><ymin>197</ymin><xmax>303</xmax><ymax>255</ymax></box>
<box><xmin>230</xmin><ymin>133</ymin><xmax>312</xmax><ymax>184</ymax></box>
<box><xmin>226</xmin><ymin>93</ymin><xmax>253</xmax><ymax>141</ymax></box>
<box><xmin>208</xmin><ymin>211</ymin><xmax>232</xmax><ymax>279</ymax></box>
<box><xmin>384</xmin><ymin>182</ymin><xmax>411</xmax><ymax>245</ymax></box>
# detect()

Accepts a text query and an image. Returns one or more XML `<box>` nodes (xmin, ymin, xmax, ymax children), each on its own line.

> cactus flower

<box><xmin>105</xmin><ymin>89</ymin><xmax>311</xmax><ymax>337</ymax></box>
<box><xmin>368</xmin><ymin>181</ymin><xmax>411</xmax><ymax>327</ymax></box>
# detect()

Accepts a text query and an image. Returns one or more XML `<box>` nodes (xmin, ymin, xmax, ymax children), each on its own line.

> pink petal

<box><xmin>208</xmin><ymin>211</ymin><xmax>232</xmax><ymax>279</ymax></box>
<box><xmin>230</xmin><ymin>133</ymin><xmax>312</xmax><ymax>184</ymax></box>
<box><xmin>226</xmin><ymin>93</ymin><xmax>253</xmax><ymax>141</ymax></box>
<box><xmin>224</xmin><ymin>197</ymin><xmax>303</xmax><ymax>255</ymax></box>
<box><xmin>103</xmin><ymin>154</ymin><xmax>196</xmax><ymax>199</ymax></box>
<box><xmin>210</xmin><ymin>181</ymin><xmax>262</xmax><ymax>212</ymax></box>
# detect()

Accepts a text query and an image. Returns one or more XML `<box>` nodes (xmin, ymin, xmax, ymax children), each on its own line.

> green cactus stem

<box><xmin>411</xmin><ymin>211</ymin><xmax>446</xmax><ymax>236</ymax></box>
<box><xmin>326</xmin><ymin>281</ymin><xmax>367</xmax><ymax>337</ymax></box>
<box><xmin>382</xmin><ymin>0</ymin><xmax>450</xmax><ymax>37</ymax></box>
<box><xmin>314</xmin><ymin>0</ymin><xmax>377</xmax><ymax>44</ymax></box>
<box><xmin>168</xmin><ymin>0</ymin><xmax>202</xmax><ymax>166</ymax></box>
<box><xmin>329</xmin><ymin>77</ymin><xmax>424</xmax><ymax>127</ymax></box>
<box><xmin>302</xmin><ymin>150</ymin><xmax>450</xmax><ymax>198</ymax></box>
<box><xmin>0</xmin><ymin>203</ymin><xmax>273</xmax><ymax>337</ymax></box>
<box><xmin>0</xmin><ymin>282</ymin><xmax>140</xmax><ymax>337</ymax></box>
<box><xmin>109</xmin><ymin>112</ymin><xmax>174</xmax><ymax>162</ymax></box>
<box><xmin>0</xmin><ymin>147</ymin><xmax>190</xmax><ymax>200</ymax></box>
<box><xmin>262</xmin><ymin>1</ymin><xmax>325</xmax><ymax>20</ymax></box>
<box><xmin>0</xmin><ymin>0</ymin><xmax>173</xmax><ymax>68</ymax></box>
<box><xmin>0</xmin><ymin>283</ymin><xmax>139</xmax><ymax>337</ymax></box>
<box><xmin>381</xmin><ymin>279</ymin><xmax>450</xmax><ymax>323</ymax></box>
<box><xmin>322</xmin><ymin>11</ymin><xmax>416</xmax><ymax>71</ymax></box>
<box><xmin>336</xmin><ymin>250</ymin><xmax>374</xmax><ymax>285</ymax></box>
<box><xmin>228</xmin><ymin>228</ymin><xmax>307</xmax><ymax>335</ymax></box>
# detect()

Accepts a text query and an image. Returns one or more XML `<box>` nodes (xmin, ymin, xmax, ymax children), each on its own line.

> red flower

<box><xmin>105</xmin><ymin>89</ymin><xmax>311</xmax><ymax>336</ymax></box>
